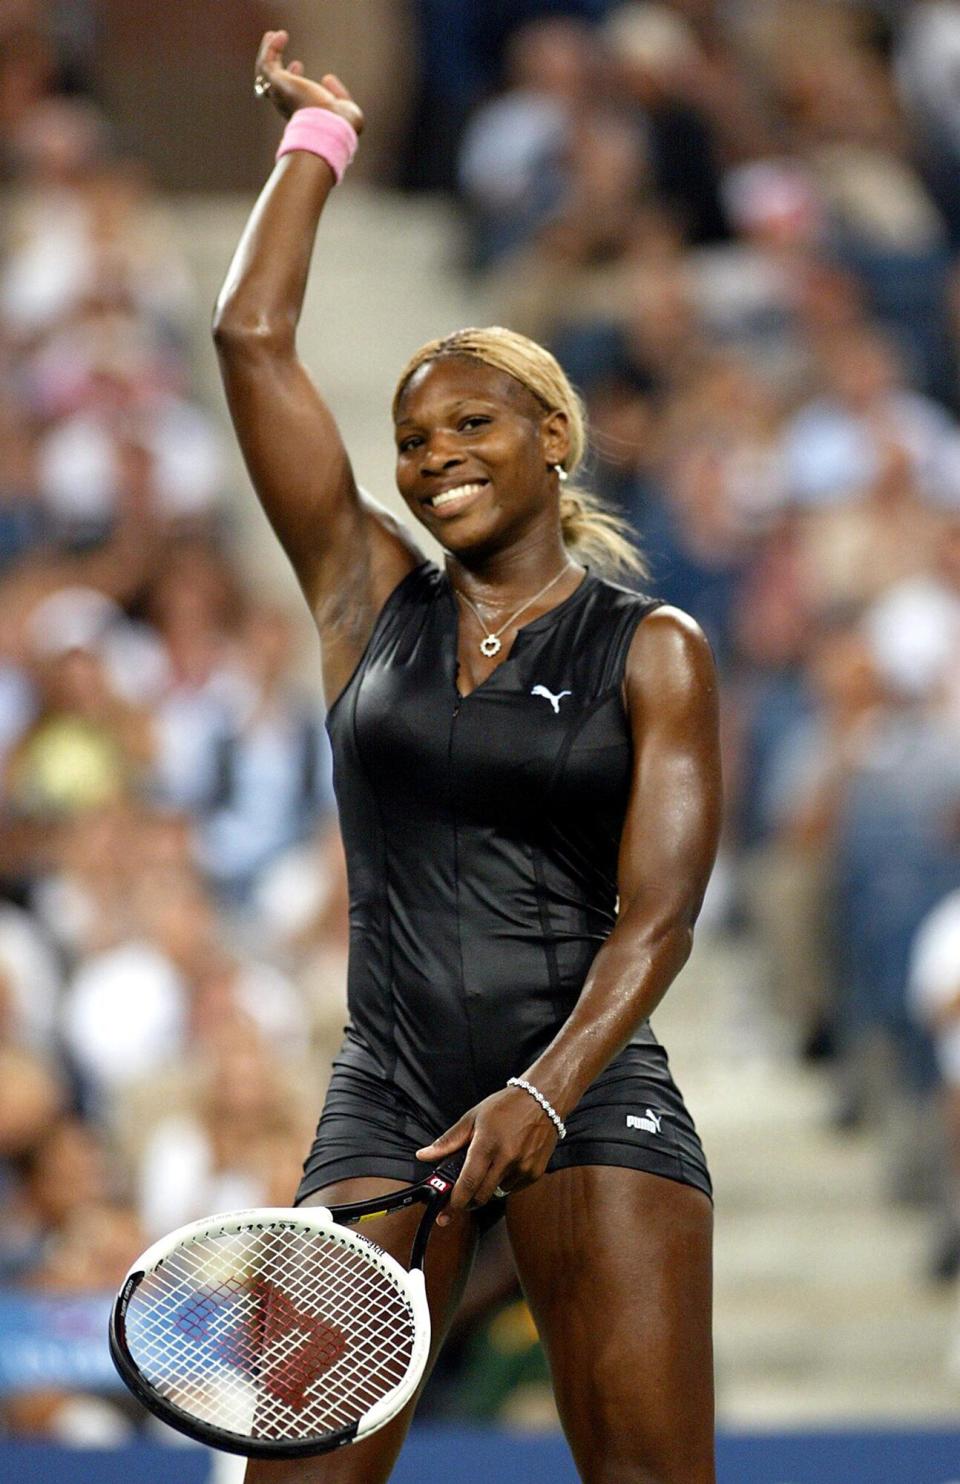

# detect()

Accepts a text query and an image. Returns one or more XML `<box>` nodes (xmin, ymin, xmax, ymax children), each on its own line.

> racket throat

<box><xmin>409</xmin><ymin>1199</ymin><xmax>444</xmax><ymax>1272</ymax></box>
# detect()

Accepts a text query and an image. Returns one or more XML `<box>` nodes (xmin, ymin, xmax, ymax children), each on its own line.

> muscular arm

<box><xmin>522</xmin><ymin>605</ymin><xmax>722</xmax><ymax>1113</ymax></box>
<box><xmin>423</xmin><ymin>605</ymin><xmax>722</xmax><ymax>1215</ymax></box>
<box><xmin>212</xmin><ymin>37</ymin><xmax>421</xmax><ymax>703</ymax></box>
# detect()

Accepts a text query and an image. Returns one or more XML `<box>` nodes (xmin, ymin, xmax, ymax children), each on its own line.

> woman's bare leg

<box><xmin>243</xmin><ymin>1177</ymin><xmax>479</xmax><ymax>1484</ymax></box>
<box><xmin>507</xmin><ymin>1166</ymin><xmax>715</xmax><ymax>1484</ymax></box>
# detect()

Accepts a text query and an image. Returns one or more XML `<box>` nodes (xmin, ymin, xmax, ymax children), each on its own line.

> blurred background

<box><xmin>1</xmin><ymin>1</ymin><xmax>960</xmax><ymax>1479</ymax></box>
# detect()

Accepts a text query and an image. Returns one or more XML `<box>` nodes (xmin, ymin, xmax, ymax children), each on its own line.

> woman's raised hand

<box><xmin>254</xmin><ymin>30</ymin><xmax>364</xmax><ymax>133</ymax></box>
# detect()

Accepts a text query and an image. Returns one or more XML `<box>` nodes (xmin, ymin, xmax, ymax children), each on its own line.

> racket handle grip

<box><xmin>431</xmin><ymin>1148</ymin><xmax>468</xmax><ymax>1184</ymax></box>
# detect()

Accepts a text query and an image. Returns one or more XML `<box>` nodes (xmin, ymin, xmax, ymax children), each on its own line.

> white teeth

<box><xmin>429</xmin><ymin>483</ymin><xmax>486</xmax><ymax>508</ymax></box>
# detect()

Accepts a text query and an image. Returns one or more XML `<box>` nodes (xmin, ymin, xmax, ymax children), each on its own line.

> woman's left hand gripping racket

<box><xmin>108</xmin><ymin>1154</ymin><xmax>465</xmax><ymax>1458</ymax></box>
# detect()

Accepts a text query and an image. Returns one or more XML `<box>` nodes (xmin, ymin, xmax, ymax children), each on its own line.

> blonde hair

<box><xmin>393</xmin><ymin>326</ymin><xmax>647</xmax><ymax>578</ymax></box>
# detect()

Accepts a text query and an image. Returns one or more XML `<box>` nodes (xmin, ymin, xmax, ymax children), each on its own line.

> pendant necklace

<box><xmin>453</xmin><ymin>562</ymin><xmax>573</xmax><ymax>658</ymax></box>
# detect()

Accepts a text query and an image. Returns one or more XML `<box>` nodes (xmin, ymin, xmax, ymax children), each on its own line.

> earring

<box><xmin>552</xmin><ymin>464</ymin><xmax>569</xmax><ymax>483</ymax></box>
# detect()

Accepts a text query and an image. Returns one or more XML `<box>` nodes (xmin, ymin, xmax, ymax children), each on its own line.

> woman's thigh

<box><xmin>243</xmin><ymin>1176</ymin><xmax>480</xmax><ymax>1484</ymax></box>
<box><xmin>507</xmin><ymin>1165</ymin><xmax>715</xmax><ymax>1484</ymax></box>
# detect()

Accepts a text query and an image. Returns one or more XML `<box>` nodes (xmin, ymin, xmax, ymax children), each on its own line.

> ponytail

<box><xmin>559</xmin><ymin>488</ymin><xmax>647</xmax><ymax>578</ymax></box>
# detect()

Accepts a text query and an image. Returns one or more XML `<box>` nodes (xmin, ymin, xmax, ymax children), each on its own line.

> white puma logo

<box><xmin>626</xmin><ymin>1109</ymin><xmax>662</xmax><ymax>1135</ymax></box>
<box><xmin>531</xmin><ymin>685</ymin><xmax>572</xmax><ymax>713</ymax></box>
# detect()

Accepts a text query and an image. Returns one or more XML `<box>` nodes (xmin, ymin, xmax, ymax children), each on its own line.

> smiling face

<box><xmin>393</xmin><ymin>356</ymin><xmax>569</xmax><ymax>560</ymax></box>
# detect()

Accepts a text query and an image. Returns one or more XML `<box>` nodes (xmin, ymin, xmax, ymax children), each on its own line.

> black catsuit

<box><xmin>297</xmin><ymin>562</ymin><xmax>711</xmax><ymax>1210</ymax></box>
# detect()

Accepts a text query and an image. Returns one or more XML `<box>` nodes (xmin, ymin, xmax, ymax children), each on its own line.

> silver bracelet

<box><xmin>506</xmin><ymin>1077</ymin><xmax>566</xmax><ymax>1140</ymax></box>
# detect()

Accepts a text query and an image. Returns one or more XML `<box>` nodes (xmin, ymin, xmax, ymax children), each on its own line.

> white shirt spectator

<box><xmin>0</xmin><ymin>198</ymin><xmax>93</xmax><ymax>334</ymax></box>
<box><xmin>782</xmin><ymin>391</ymin><xmax>960</xmax><ymax>508</ymax></box>
<box><xmin>62</xmin><ymin>940</ymin><xmax>307</xmax><ymax>1097</ymax></box>
<box><xmin>864</xmin><ymin>575</ymin><xmax>960</xmax><ymax>701</ymax></box>
<box><xmin>62</xmin><ymin>940</ymin><xmax>185</xmax><ymax>1092</ymax></box>
<box><xmin>909</xmin><ymin>889</ymin><xmax>960</xmax><ymax>1084</ymax></box>
<box><xmin>196</xmin><ymin>704</ymin><xmax>333</xmax><ymax>890</ymax></box>
<box><xmin>897</xmin><ymin>3</ymin><xmax>960</xmax><ymax>158</ymax></box>
<box><xmin>138</xmin><ymin>1115</ymin><xmax>264</xmax><ymax>1240</ymax></box>
<box><xmin>459</xmin><ymin>94</ymin><xmax>569</xmax><ymax>211</ymax></box>
<box><xmin>37</xmin><ymin>396</ymin><xmax>224</xmax><ymax>528</ymax></box>
<box><xmin>0</xmin><ymin>903</ymin><xmax>63</xmax><ymax>1052</ymax></box>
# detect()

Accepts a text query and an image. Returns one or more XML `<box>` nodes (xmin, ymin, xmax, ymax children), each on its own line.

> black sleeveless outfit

<box><xmin>296</xmin><ymin>562</ymin><xmax>711</xmax><ymax>1209</ymax></box>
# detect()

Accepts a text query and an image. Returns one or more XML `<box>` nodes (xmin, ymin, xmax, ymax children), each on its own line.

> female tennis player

<box><xmin>212</xmin><ymin>31</ymin><xmax>721</xmax><ymax>1484</ymax></box>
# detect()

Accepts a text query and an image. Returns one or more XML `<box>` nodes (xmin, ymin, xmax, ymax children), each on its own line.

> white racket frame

<box><xmin>112</xmin><ymin>1205</ymin><xmax>432</xmax><ymax>1454</ymax></box>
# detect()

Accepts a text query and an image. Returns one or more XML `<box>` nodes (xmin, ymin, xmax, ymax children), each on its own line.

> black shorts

<box><xmin>295</xmin><ymin>1036</ymin><xmax>712</xmax><ymax>1218</ymax></box>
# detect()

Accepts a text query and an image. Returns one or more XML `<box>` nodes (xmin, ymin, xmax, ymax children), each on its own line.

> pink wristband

<box><xmin>276</xmin><ymin>108</ymin><xmax>358</xmax><ymax>183</ymax></box>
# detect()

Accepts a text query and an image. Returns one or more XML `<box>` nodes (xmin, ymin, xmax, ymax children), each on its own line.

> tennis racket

<box><xmin>108</xmin><ymin>1154</ymin><xmax>465</xmax><ymax>1459</ymax></box>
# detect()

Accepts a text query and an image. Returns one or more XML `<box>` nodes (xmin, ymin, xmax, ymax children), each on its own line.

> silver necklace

<box><xmin>453</xmin><ymin>563</ymin><xmax>572</xmax><ymax>658</ymax></box>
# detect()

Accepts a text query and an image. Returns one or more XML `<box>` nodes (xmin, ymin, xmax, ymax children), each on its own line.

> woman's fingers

<box><xmin>444</xmin><ymin>1143</ymin><xmax>495</xmax><ymax>1223</ymax></box>
<box><xmin>252</xmin><ymin>35</ymin><xmax>364</xmax><ymax>131</ymax></box>
<box><xmin>320</xmin><ymin>72</ymin><xmax>352</xmax><ymax>101</ymax></box>
<box><xmin>255</xmin><ymin>28</ymin><xmax>287</xmax><ymax>81</ymax></box>
<box><xmin>416</xmin><ymin>1114</ymin><xmax>473</xmax><ymax>1163</ymax></box>
<box><xmin>468</xmin><ymin>1160</ymin><xmax>512</xmax><ymax>1210</ymax></box>
<box><xmin>417</xmin><ymin>1114</ymin><xmax>483</xmax><ymax>1225</ymax></box>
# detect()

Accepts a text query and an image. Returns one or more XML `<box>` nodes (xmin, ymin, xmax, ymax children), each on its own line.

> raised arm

<box><xmin>420</xmin><ymin>605</ymin><xmax>722</xmax><ymax>1213</ymax></box>
<box><xmin>212</xmin><ymin>32</ymin><xmax>422</xmax><ymax>704</ymax></box>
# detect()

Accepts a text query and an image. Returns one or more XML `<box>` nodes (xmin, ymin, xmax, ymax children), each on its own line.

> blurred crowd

<box><xmin>2</xmin><ymin>0</ymin><xmax>960</xmax><ymax>1445</ymax></box>
<box><xmin>0</xmin><ymin>7</ymin><xmax>349</xmax><ymax>1443</ymax></box>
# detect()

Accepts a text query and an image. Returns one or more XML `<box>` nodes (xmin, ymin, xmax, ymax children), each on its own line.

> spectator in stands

<box><xmin>780</xmin><ymin>325</ymin><xmax>960</xmax><ymax>508</ymax></box>
<box><xmin>61</xmin><ymin>864</ymin><xmax>306</xmax><ymax>1107</ymax></box>
<box><xmin>864</xmin><ymin>508</ymin><xmax>960</xmax><ymax>725</ymax></box>
<box><xmin>251</xmin><ymin>818</ymin><xmax>350</xmax><ymax>1073</ymax></box>
<box><xmin>458</xmin><ymin>16</ymin><xmax>599</xmax><ymax>269</ymax></box>
<box><xmin>29</xmin><ymin>801</ymin><xmax>140</xmax><ymax>965</ymax></box>
<box><xmin>196</xmin><ymin>602</ymin><xmax>334</xmax><ymax>900</ymax></box>
<box><xmin>0</xmin><ymin>972</ymin><xmax>68</xmax><ymax>1281</ymax></box>
<box><xmin>488</xmin><ymin>111</ymin><xmax>654</xmax><ymax>347</ymax></box>
<box><xmin>742</xmin><ymin>620</ymin><xmax>886</xmax><ymax>1056</ymax></box>
<box><xmin>602</xmin><ymin>2</ymin><xmax>728</xmax><ymax>244</ymax></box>
<box><xmin>5</xmin><ymin>621</ymin><xmax>155</xmax><ymax>821</ymax></box>
<box><xmin>146</xmin><ymin>543</ymin><xmax>246</xmax><ymax>812</ymax></box>
<box><xmin>0</xmin><ymin>896</ymin><xmax>61</xmax><ymax>1052</ymax></box>
<box><xmin>2</xmin><ymin>1117</ymin><xmax>115</xmax><ymax>1280</ymax></box>
<box><xmin>135</xmin><ymin>1016</ymin><xmax>312</xmax><ymax>1239</ymax></box>
<box><xmin>1</xmin><ymin>1198</ymin><xmax>147</xmax><ymax>1444</ymax></box>
<box><xmin>895</xmin><ymin>1</ymin><xmax>960</xmax><ymax>247</ymax></box>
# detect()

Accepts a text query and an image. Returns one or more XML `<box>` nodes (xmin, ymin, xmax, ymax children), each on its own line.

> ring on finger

<box><xmin>494</xmin><ymin>1186</ymin><xmax>509</xmax><ymax>1200</ymax></box>
<box><xmin>254</xmin><ymin>75</ymin><xmax>272</xmax><ymax>97</ymax></box>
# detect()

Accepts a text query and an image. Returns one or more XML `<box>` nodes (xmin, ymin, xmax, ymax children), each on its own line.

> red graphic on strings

<box><xmin>254</xmin><ymin>1280</ymin><xmax>348</xmax><ymax>1411</ymax></box>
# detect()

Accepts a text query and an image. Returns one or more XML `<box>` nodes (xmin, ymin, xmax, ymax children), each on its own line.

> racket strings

<box><xmin>124</xmin><ymin>1225</ymin><xmax>417</xmax><ymax>1442</ymax></box>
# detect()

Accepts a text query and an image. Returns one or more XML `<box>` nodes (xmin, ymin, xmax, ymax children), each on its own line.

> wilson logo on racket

<box><xmin>256</xmin><ymin>1280</ymin><xmax>348</xmax><ymax>1411</ymax></box>
<box><xmin>181</xmin><ymin>1278</ymin><xmax>348</xmax><ymax>1413</ymax></box>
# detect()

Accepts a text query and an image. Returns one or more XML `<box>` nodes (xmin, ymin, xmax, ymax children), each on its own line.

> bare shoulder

<box><xmin>623</xmin><ymin>604</ymin><xmax>718</xmax><ymax>718</ymax></box>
